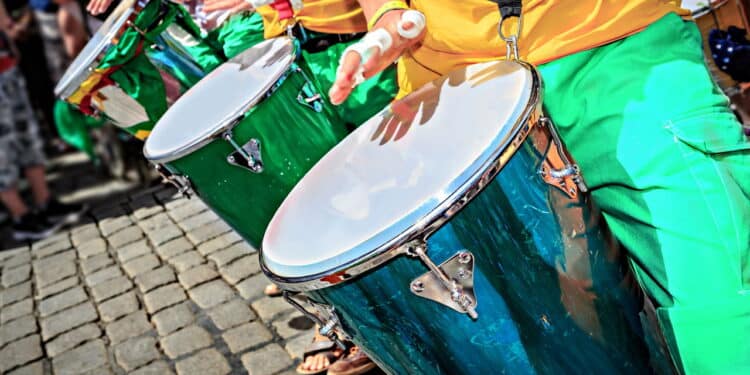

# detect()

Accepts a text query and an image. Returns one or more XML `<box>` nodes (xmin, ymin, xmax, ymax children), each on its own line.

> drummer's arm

<box><xmin>328</xmin><ymin>0</ymin><xmax>425</xmax><ymax>105</ymax></box>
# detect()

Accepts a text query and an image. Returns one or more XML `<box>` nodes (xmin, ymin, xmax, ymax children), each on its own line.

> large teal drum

<box><xmin>144</xmin><ymin>37</ymin><xmax>348</xmax><ymax>248</ymax></box>
<box><xmin>261</xmin><ymin>61</ymin><xmax>656</xmax><ymax>374</ymax></box>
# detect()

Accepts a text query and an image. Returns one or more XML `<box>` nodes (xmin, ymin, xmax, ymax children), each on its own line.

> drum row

<box><xmin>56</xmin><ymin>1</ymin><xmax>667</xmax><ymax>373</ymax></box>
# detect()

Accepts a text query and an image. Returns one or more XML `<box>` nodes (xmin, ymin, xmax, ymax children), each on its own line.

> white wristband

<box><xmin>397</xmin><ymin>10</ymin><xmax>425</xmax><ymax>39</ymax></box>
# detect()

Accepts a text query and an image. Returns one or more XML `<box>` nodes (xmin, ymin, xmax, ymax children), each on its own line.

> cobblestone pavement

<box><xmin>0</xmin><ymin>154</ymin><xmax>320</xmax><ymax>374</ymax></box>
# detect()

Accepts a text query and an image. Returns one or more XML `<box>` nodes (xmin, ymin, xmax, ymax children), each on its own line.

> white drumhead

<box><xmin>55</xmin><ymin>0</ymin><xmax>137</xmax><ymax>98</ymax></box>
<box><xmin>262</xmin><ymin>60</ymin><xmax>536</xmax><ymax>279</ymax></box>
<box><xmin>143</xmin><ymin>37</ymin><xmax>295</xmax><ymax>163</ymax></box>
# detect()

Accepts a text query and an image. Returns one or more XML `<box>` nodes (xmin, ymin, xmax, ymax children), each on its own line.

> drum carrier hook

<box><xmin>282</xmin><ymin>291</ymin><xmax>349</xmax><ymax>350</ymax></box>
<box><xmin>222</xmin><ymin>130</ymin><xmax>264</xmax><ymax>173</ymax></box>
<box><xmin>405</xmin><ymin>240</ymin><xmax>479</xmax><ymax>320</ymax></box>
<box><xmin>494</xmin><ymin>0</ymin><xmax>523</xmax><ymax>61</ymax></box>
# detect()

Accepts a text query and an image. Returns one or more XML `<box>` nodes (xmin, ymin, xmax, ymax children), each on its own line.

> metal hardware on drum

<box><xmin>223</xmin><ymin>131</ymin><xmax>264</xmax><ymax>173</ymax></box>
<box><xmin>154</xmin><ymin>164</ymin><xmax>193</xmax><ymax>197</ymax></box>
<box><xmin>406</xmin><ymin>241</ymin><xmax>478</xmax><ymax>320</ymax></box>
<box><xmin>282</xmin><ymin>292</ymin><xmax>349</xmax><ymax>350</ymax></box>
<box><xmin>294</xmin><ymin>67</ymin><xmax>324</xmax><ymax>113</ymax></box>
<box><xmin>498</xmin><ymin>10</ymin><xmax>522</xmax><ymax>61</ymax></box>
<box><xmin>538</xmin><ymin>117</ymin><xmax>587</xmax><ymax>198</ymax></box>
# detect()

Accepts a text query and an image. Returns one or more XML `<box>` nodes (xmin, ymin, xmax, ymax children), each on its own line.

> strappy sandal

<box><xmin>296</xmin><ymin>337</ymin><xmax>345</xmax><ymax>375</ymax></box>
<box><xmin>328</xmin><ymin>345</ymin><xmax>377</xmax><ymax>375</ymax></box>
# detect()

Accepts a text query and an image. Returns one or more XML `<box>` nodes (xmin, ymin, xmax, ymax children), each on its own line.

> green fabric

<box><xmin>54</xmin><ymin>100</ymin><xmax>105</xmax><ymax>159</ymax></box>
<box><xmin>207</xmin><ymin>12</ymin><xmax>266</xmax><ymax>59</ymax></box>
<box><xmin>537</xmin><ymin>12</ymin><xmax>750</xmax><ymax>374</ymax></box>
<box><xmin>302</xmin><ymin>38</ymin><xmax>398</xmax><ymax>127</ymax></box>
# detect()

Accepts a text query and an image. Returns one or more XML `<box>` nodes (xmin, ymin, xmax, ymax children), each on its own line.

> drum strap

<box><xmin>488</xmin><ymin>0</ymin><xmax>521</xmax><ymax>20</ymax></box>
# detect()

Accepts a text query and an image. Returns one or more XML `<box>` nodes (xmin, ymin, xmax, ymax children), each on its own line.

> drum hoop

<box><xmin>690</xmin><ymin>0</ymin><xmax>730</xmax><ymax>18</ymax></box>
<box><xmin>261</xmin><ymin>60</ymin><xmax>544</xmax><ymax>292</ymax></box>
<box><xmin>55</xmin><ymin>0</ymin><xmax>150</xmax><ymax>99</ymax></box>
<box><xmin>143</xmin><ymin>37</ymin><xmax>297</xmax><ymax>164</ymax></box>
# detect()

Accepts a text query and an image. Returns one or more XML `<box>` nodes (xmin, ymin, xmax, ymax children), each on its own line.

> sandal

<box><xmin>264</xmin><ymin>283</ymin><xmax>283</xmax><ymax>297</ymax></box>
<box><xmin>296</xmin><ymin>336</ymin><xmax>345</xmax><ymax>374</ymax></box>
<box><xmin>328</xmin><ymin>346</ymin><xmax>377</xmax><ymax>375</ymax></box>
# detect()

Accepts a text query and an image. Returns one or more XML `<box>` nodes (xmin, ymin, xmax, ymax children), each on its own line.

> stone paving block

<box><xmin>51</xmin><ymin>339</ymin><xmax>108</xmax><ymax>375</ymax></box>
<box><xmin>177</xmin><ymin>264</ymin><xmax>218</xmax><ymax>290</ymax></box>
<box><xmin>84</xmin><ymin>265</ymin><xmax>122</xmax><ymax>287</ymax></box>
<box><xmin>196</xmin><ymin>231</ymin><xmax>242</xmax><ymax>256</ymax></box>
<box><xmin>2</xmin><ymin>264</ymin><xmax>30</xmax><ymax>287</ymax></box>
<box><xmin>1</xmin><ymin>298</ymin><xmax>33</xmax><ymax>323</ymax></box>
<box><xmin>208</xmin><ymin>299</ymin><xmax>256</xmax><ymax>330</ymax></box>
<box><xmin>284</xmin><ymin>330</ymin><xmax>315</xmax><ymax>360</ymax></box>
<box><xmin>4</xmin><ymin>251</ymin><xmax>31</xmax><ymax>269</ymax></box>
<box><xmin>99</xmin><ymin>215</ymin><xmax>132</xmax><ymax>236</ymax></box>
<box><xmin>251</xmin><ymin>297</ymin><xmax>296</xmax><ymax>323</ymax></box>
<box><xmin>221</xmin><ymin>322</ymin><xmax>273</xmax><ymax>354</ymax></box>
<box><xmin>175</xmin><ymin>348</ymin><xmax>230</xmax><ymax>375</ymax></box>
<box><xmin>105</xmin><ymin>310</ymin><xmax>153</xmax><ymax>344</ymax></box>
<box><xmin>207</xmin><ymin>244</ymin><xmax>250</xmax><ymax>268</ymax></box>
<box><xmin>31</xmin><ymin>232</ymin><xmax>68</xmax><ymax>251</ymax></box>
<box><xmin>138</xmin><ymin>212</ymin><xmax>172</xmax><ymax>232</ymax></box>
<box><xmin>176</xmin><ymin>210</ymin><xmax>217</xmax><ymax>232</ymax></box>
<box><xmin>151</xmin><ymin>302</ymin><xmax>194</xmax><ymax>336</ymax></box>
<box><xmin>80</xmin><ymin>253</ymin><xmax>114</xmax><ymax>274</ymax></box>
<box><xmin>108</xmin><ymin>226</ymin><xmax>144</xmax><ymax>248</ymax></box>
<box><xmin>188</xmin><ymin>280</ymin><xmax>235</xmax><ymax>309</ymax></box>
<box><xmin>186</xmin><ymin>220</ymin><xmax>231</xmax><ymax>245</ymax></box>
<box><xmin>0</xmin><ymin>246</ymin><xmax>28</xmax><ymax>261</ymax></box>
<box><xmin>31</xmin><ymin>235</ymin><xmax>71</xmax><ymax>259</ymax></box>
<box><xmin>160</xmin><ymin>325</ymin><xmax>212</xmax><ymax>359</ymax></box>
<box><xmin>7</xmin><ymin>360</ymin><xmax>44</xmax><ymax>375</ymax></box>
<box><xmin>147</xmin><ymin>224</ymin><xmax>183</xmax><ymax>246</ymax></box>
<box><xmin>241</xmin><ymin>344</ymin><xmax>294</xmax><ymax>375</ymax></box>
<box><xmin>0</xmin><ymin>315</ymin><xmax>37</xmax><ymax>347</ymax></box>
<box><xmin>1</xmin><ymin>281</ymin><xmax>31</xmax><ymax>307</ymax></box>
<box><xmin>33</xmin><ymin>253</ymin><xmax>76</xmax><ymax>288</ymax></box>
<box><xmin>98</xmin><ymin>291</ymin><xmax>139</xmax><ymax>322</ymax></box>
<box><xmin>91</xmin><ymin>276</ymin><xmax>133</xmax><ymax>302</ymax></box>
<box><xmin>131</xmin><ymin>360</ymin><xmax>174</xmax><ymax>375</ymax></box>
<box><xmin>219</xmin><ymin>255</ymin><xmax>260</xmax><ymax>285</ymax></box>
<box><xmin>71</xmin><ymin>225</ymin><xmax>101</xmax><ymax>246</ymax></box>
<box><xmin>167</xmin><ymin>199</ymin><xmax>207</xmax><ymax>222</ymax></box>
<box><xmin>44</xmin><ymin>323</ymin><xmax>100</xmax><ymax>357</ymax></box>
<box><xmin>143</xmin><ymin>283</ymin><xmax>186</xmax><ymax>314</ymax></box>
<box><xmin>272</xmin><ymin>313</ymin><xmax>314</xmax><ymax>341</ymax></box>
<box><xmin>114</xmin><ymin>336</ymin><xmax>161</xmax><ymax>371</ymax></box>
<box><xmin>132</xmin><ymin>202</ymin><xmax>164</xmax><ymax>221</ymax></box>
<box><xmin>155</xmin><ymin>237</ymin><xmax>193</xmax><ymax>260</ymax></box>
<box><xmin>40</xmin><ymin>302</ymin><xmax>98</xmax><ymax>341</ymax></box>
<box><xmin>235</xmin><ymin>273</ymin><xmax>271</xmax><ymax>302</ymax></box>
<box><xmin>36</xmin><ymin>277</ymin><xmax>77</xmax><ymax>300</ymax></box>
<box><xmin>38</xmin><ymin>286</ymin><xmax>88</xmax><ymax>318</ymax></box>
<box><xmin>122</xmin><ymin>254</ymin><xmax>160</xmax><ymax>278</ymax></box>
<box><xmin>168</xmin><ymin>250</ymin><xmax>205</xmax><ymax>272</ymax></box>
<box><xmin>135</xmin><ymin>266</ymin><xmax>176</xmax><ymax>293</ymax></box>
<box><xmin>116</xmin><ymin>240</ymin><xmax>151</xmax><ymax>263</ymax></box>
<box><xmin>0</xmin><ymin>334</ymin><xmax>43</xmax><ymax>373</ymax></box>
<box><xmin>76</xmin><ymin>238</ymin><xmax>107</xmax><ymax>259</ymax></box>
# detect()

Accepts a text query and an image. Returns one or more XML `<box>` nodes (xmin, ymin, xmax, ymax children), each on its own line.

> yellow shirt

<box><xmin>398</xmin><ymin>0</ymin><xmax>690</xmax><ymax>97</ymax></box>
<box><xmin>257</xmin><ymin>0</ymin><xmax>367</xmax><ymax>39</ymax></box>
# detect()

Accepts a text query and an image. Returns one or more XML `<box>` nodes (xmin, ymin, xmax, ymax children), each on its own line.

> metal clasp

<box><xmin>406</xmin><ymin>241</ymin><xmax>478</xmax><ymax>320</ymax></box>
<box><xmin>154</xmin><ymin>164</ymin><xmax>193</xmax><ymax>198</ymax></box>
<box><xmin>498</xmin><ymin>13</ymin><xmax>522</xmax><ymax>61</ymax></box>
<box><xmin>283</xmin><ymin>292</ymin><xmax>349</xmax><ymax>350</ymax></box>
<box><xmin>538</xmin><ymin>117</ymin><xmax>588</xmax><ymax>199</ymax></box>
<box><xmin>223</xmin><ymin>131</ymin><xmax>263</xmax><ymax>173</ymax></box>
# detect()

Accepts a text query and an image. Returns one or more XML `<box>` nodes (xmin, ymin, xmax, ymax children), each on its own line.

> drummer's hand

<box><xmin>328</xmin><ymin>9</ymin><xmax>425</xmax><ymax>105</ymax></box>
<box><xmin>86</xmin><ymin>0</ymin><xmax>114</xmax><ymax>16</ymax></box>
<box><xmin>203</xmin><ymin>0</ymin><xmax>253</xmax><ymax>14</ymax></box>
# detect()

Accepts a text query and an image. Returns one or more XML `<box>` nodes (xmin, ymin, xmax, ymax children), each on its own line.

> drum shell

<box><xmin>163</xmin><ymin>63</ymin><xmax>348</xmax><ymax>247</ymax></box>
<box><xmin>306</xmin><ymin>119</ymin><xmax>653</xmax><ymax>375</ymax></box>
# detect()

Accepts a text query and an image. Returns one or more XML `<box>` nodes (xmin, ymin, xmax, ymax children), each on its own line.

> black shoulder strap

<box><xmin>488</xmin><ymin>0</ymin><xmax>522</xmax><ymax>20</ymax></box>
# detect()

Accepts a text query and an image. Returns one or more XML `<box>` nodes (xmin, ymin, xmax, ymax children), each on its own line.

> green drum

<box><xmin>144</xmin><ymin>37</ymin><xmax>348</xmax><ymax>247</ymax></box>
<box><xmin>55</xmin><ymin>0</ymin><xmax>224</xmax><ymax>140</ymax></box>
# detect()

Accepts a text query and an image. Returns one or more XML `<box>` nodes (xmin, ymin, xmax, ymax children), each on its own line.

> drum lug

<box><xmin>406</xmin><ymin>241</ymin><xmax>478</xmax><ymax>320</ymax></box>
<box><xmin>154</xmin><ymin>164</ymin><xmax>193</xmax><ymax>198</ymax></box>
<box><xmin>282</xmin><ymin>292</ymin><xmax>350</xmax><ymax>350</ymax></box>
<box><xmin>223</xmin><ymin>131</ymin><xmax>264</xmax><ymax>173</ymax></box>
<box><xmin>538</xmin><ymin>117</ymin><xmax>588</xmax><ymax>199</ymax></box>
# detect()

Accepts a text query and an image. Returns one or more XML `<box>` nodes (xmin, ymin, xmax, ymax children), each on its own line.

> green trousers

<box><xmin>538</xmin><ymin>13</ymin><xmax>750</xmax><ymax>374</ymax></box>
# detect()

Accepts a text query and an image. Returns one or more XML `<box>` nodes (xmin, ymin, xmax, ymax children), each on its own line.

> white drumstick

<box><xmin>397</xmin><ymin>10</ymin><xmax>425</xmax><ymax>39</ymax></box>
